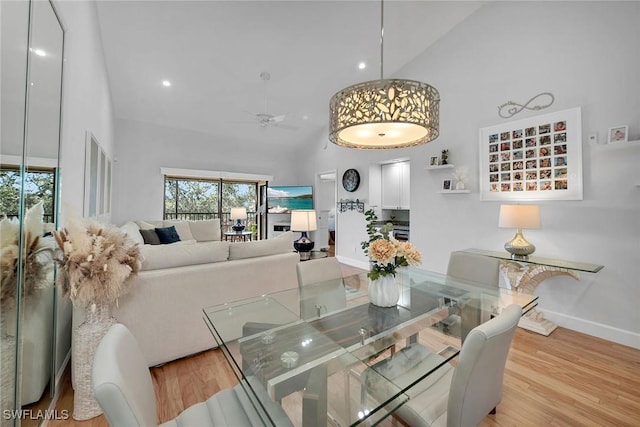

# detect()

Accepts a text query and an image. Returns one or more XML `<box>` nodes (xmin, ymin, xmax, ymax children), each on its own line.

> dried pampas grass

<box><xmin>0</xmin><ymin>201</ymin><xmax>55</xmax><ymax>306</ymax></box>
<box><xmin>54</xmin><ymin>217</ymin><xmax>141</xmax><ymax>308</ymax></box>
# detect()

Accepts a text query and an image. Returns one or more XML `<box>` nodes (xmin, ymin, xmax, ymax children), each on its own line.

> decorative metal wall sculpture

<box><xmin>498</xmin><ymin>92</ymin><xmax>555</xmax><ymax>119</ymax></box>
<box><xmin>337</xmin><ymin>199</ymin><xmax>365</xmax><ymax>213</ymax></box>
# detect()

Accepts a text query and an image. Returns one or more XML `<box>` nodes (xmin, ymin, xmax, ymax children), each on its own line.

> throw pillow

<box><xmin>136</xmin><ymin>220</ymin><xmax>161</xmax><ymax>230</ymax></box>
<box><xmin>188</xmin><ymin>219</ymin><xmax>221</xmax><ymax>241</ymax></box>
<box><xmin>140</xmin><ymin>229</ymin><xmax>161</xmax><ymax>245</ymax></box>
<box><xmin>155</xmin><ymin>226</ymin><xmax>181</xmax><ymax>244</ymax></box>
<box><xmin>120</xmin><ymin>221</ymin><xmax>144</xmax><ymax>246</ymax></box>
<box><xmin>163</xmin><ymin>220</ymin><xmax>195</xmax><ymax>241</ymax></box>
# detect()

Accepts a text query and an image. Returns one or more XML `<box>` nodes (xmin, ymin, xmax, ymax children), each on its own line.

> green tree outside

<box><xmin>0</xmin><ymin>169</ymin><xmax>54</xmax><ymax>221</ymax></box>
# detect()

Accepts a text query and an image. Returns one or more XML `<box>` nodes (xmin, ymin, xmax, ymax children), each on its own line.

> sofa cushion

<box><xmin>120</xmin><ymin>222</ymin><xmax>144</xmax><ymax>246</ymax></box>
<box><xmin>136</xmin><ymin>220</ymin><xmax>164</xmax><ymax>230</ymax></box>
<box><xmin>188</xmin><ymin>219</ymin><xmax>221</xmax><ymax>242</ymax></box>
<box><xmin>140</xmin><ymin>241</ymin><xmax>230</xmax><ymax>270</ymax></box>
<box><xmin>164</xmin><ymin>220</ymin><xmax>195</xmax><ymax>241</ymax></box>
<box><xmin>228</xmin><ymin>231</ymin><xmax>293</xmax><ymax>260</ymax></box>
<box><xmin>155</xmin><ymin>226</ymin><xmax>181</xmax><ymax>244</ymax></box>
<box><xmin>139</xmin><ymin>229</ymin><xmax>161</xmax><ymax>245</ymax></box>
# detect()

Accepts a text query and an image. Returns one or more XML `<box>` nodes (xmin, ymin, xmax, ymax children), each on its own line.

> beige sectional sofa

<box><xmin>74</xmin><ymin>219</ymin><xmax>299</xmax><ymax>367</ymax></box>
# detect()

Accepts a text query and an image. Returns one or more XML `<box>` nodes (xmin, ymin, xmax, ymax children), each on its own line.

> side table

<box><xmin>299</xmin><ymin>250</ymin><xmax>329</xmax><ymax>262</ymax></box>
<box><xmin>223</xmin><ymin>231</ymin><xmax>253</xmax><ymax>242</ymax></box>
<box><xmin>461</xmin><ymin>248</ymin><xmax>604</xmax><ymax>336</ymax></box>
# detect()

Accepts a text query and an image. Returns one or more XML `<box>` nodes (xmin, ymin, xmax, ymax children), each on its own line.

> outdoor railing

<box><xmin>164</xmin><ymin>211</ymin><xmax>257</xmax><ymax>233</ymax></box>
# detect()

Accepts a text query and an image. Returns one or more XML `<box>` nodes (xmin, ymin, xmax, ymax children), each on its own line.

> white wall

<box><xmin>300</xmin><ymin>1</ymin><xmax>640</xmax><ymax>348</ymax></box>
<box><xmin>112</xmin><ymin>118</ymin><xmax>300</xmax><ymax>224</ymax></box>
<box><xmin>54</xmin><ymin>0</ymin><xmax>116</xmax><ymax>374</ymax></box>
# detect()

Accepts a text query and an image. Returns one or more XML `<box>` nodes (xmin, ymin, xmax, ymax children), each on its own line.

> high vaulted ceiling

<box><xmin>96</xmin><ymin>1</ymin><xmax>483</xmax><ymax>150</ymax></box>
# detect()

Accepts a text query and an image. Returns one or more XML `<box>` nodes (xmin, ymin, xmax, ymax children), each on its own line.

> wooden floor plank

<box><xmin>49</xmin><ymin>266</ymin><xmax>640</xmax><ymax>426</ymax></box>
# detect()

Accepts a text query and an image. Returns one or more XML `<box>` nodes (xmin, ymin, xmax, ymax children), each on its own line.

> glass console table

<box><xmin>203</xmin><ymin>269</ymin><xmax>537</xmax><ymax>426</ymax></box>
<box><xmin>460</xmin><ymin>248</ymin><xmax>604</xmax><ymax>336</ymax></box>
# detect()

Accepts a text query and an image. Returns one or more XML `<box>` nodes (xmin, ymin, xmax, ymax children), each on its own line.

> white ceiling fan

<box><xmin>241</xmin><ymin>72</ymin><xmax>297</xmax><ymax>131</ymax></box>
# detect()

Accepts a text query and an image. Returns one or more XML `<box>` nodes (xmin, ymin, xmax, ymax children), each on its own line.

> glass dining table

<box><xmin>203</xmin><ymin>268</ymin><xmax>537</xmax><ymax>427</ymax></box>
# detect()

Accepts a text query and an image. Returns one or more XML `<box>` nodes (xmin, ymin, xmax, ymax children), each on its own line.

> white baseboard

<box><xmin>544</xmin><ymin>309</ymin><xmax>640</xmax><ymax>350</ymax></box>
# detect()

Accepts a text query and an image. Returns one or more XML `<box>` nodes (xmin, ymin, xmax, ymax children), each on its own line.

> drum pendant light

<box><xmin>329</xmin><ymin>0</ymin><xmax>440</xmax><ymax>149</ymax></box>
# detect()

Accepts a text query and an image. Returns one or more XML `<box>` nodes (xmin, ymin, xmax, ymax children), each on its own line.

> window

<box><xmin>163</xmin><ymin>177</ymin><xmax>259</xmax><ymax>231</ymax></box>
<box><xmin>0</xmin><ymin>166</ymin><xmax>56</xmax><ymax>223</ymax></box>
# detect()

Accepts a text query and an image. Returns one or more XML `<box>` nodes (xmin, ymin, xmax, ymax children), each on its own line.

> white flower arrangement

<box><xmin>451</xmin><ymin>166</ymin><xmax>468</xmax><ymax>185</ymax></box>
<box><xmin>361</xmin><ymin>209</ymin><xmax>422</xmax><ymax>281</ymax></box>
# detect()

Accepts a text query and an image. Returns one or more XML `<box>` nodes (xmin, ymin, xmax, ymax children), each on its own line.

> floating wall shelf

<box><xmin>438</xmin><ymin>190</ymin><xmax>471</xmax><ymax>194</ymax></box>
<box><xmin>589</xmin><ymin>140</ymin><xmax>640</xmax><ymax>151</ymax></box>
<box><xmin>425</xmin><ymin>164</ymin><xmax>455</xmax><ymax>170</ymax></box>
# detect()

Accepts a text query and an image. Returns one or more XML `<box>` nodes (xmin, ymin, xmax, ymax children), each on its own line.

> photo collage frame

<box><xmin>479</xmin><ymin>107</ymin><xmax>583</xmax><ymax>201</ymax></box>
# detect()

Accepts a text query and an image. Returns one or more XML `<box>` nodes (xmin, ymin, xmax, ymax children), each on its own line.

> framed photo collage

<box><xmin>479</xmin><ymin>107</ymin><xmax>583</xmax><ymax>201</ymax></box>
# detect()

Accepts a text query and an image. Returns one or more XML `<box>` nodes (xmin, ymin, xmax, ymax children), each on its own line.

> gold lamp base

<box><xmin>504</xmin><ymin>228</ymin><xmax>535</xmax><ymax>260</ymax></box>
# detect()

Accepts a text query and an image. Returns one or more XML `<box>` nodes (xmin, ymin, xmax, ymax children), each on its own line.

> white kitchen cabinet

<box><xmin>381</xmin><ymin>162</ymin><xmax>410</xmax><ymax>209</ymax></box>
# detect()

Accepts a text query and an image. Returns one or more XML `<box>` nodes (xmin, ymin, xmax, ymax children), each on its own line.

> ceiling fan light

<box><xmin>329</xmin><ymin>79</ymin><xmax>440</xmax><ymax>149</ymax></box>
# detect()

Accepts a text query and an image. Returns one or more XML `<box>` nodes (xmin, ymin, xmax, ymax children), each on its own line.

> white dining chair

<box><xmin>296</xmin><ymin>257</ymin><xmax>346</xmax><ymax>319</ymax></box>
<box><xmin>443</xmin><ymin>251</ymin><xmax>502</xmax><ymax>339</ymax></box>
<box><xmin>365</xmin><ymin>304</ymin><xmax>522</xmax><ymax>427</ymax></box>
<box><xmin>446</xmin><ymin>250</ymin><xmax>500</xmax><ymax>288</ymax></box>
<box><xmin>92</xmin><ymin>323</ymin><xmax>293</xmax><ymax>426</ymax></box>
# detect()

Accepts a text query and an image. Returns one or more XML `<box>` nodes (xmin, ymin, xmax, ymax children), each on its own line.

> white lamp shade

<box><xmin>499</xmin><ymin>205</ymin><xmax>540</xmax><ymax>229</ymax></box>
<box><xmin>230</xmin><ymin>207</ymin><xmax>247</xmax><ymax>220</ymax></box>
<box><xmin>290</xmin><ymin>210</ymin><xmax>317</xmax><ymax>232</ymax></box>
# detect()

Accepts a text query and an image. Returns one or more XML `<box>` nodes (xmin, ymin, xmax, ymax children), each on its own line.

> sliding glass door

<box><xmin>164</xmin><ymin>176</ymin><xmax>266</xmax><ymax>239</ymax></box>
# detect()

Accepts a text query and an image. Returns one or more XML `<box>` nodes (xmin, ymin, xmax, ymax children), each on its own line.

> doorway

<box><xmin>317</xmin><ymin>171</ymin><xmax>337</xmax><ymax>256</ymax></box>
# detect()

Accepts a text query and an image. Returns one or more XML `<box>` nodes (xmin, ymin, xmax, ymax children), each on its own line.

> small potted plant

<box><xmin>441</xmin><ymin>149</ymin><xmax>449</xmax><ymax>165</ymax></box>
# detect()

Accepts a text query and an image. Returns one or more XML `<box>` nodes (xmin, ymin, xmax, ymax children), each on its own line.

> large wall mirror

<box><xmin>0</xmin><ymin>0</ymin><xmax>64</xmax><ymax>425</ymax></box>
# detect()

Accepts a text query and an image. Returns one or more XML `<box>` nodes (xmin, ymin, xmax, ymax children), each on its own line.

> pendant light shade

<box><xmin>328</xmin><ymin>0</ymin><xmax>440</xmax><ymax>149</ymax></box>
<box><xmin>329</xmin><ymin>79</ymin><xmax>440</xmax><ymax>149</ymax></box>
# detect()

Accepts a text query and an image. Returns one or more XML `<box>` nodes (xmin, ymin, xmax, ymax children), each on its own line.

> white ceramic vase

<box><xmin>368</xmin><ymin>274</ymin><xmax>399</xmax><ymax>307</ymax></box>
<box><xmin>455</xmin><ymin>181</ymin><xmax>465</xmax><ymax>190</ymax></box>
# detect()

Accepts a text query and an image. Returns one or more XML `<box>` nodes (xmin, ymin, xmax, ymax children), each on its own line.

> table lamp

<box><xmin>230</xmin><ymin>207</ymin><xmax>247</xmax><ymax>232</ymax></box>
<box><xmin>498</xmin><ymin>204</ymin><xmax>540</xmax><ymax>260</ymax></box>
<box><xmin>291</xmin><ymin>210</ymin><xmax>317</xmax><ymax>260</ymax></box>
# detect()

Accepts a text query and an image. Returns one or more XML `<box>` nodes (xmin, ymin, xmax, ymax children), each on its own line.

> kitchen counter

<box><xmin>374</xmin><ymin>220</ymin><xmax>410</xmax><ymax>227</ymax></box>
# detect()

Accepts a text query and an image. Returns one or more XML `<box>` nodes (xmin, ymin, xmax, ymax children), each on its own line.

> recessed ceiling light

<box><xmin>358</xmin><ymin>62</ymin><xmax>366</xmax><ymax>70</ymax></box>
<box><xmin>303</xmin><ymin>115</ymin><xmax>309</xmax><ymax>120</ymax></box>
<box><xmin>162</xmin><ymin>80</ymin><xmax>171</xmax><ymax>87</ymax></box>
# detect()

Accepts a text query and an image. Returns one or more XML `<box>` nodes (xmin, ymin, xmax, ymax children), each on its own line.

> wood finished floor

<box><xmin>48</xmin><ymin>265</ymin><xmax>640</xmax><ymax>426</ymax></box>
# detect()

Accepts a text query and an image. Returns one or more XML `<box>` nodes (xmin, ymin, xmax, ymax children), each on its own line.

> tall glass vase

<box><xmin>72</xmin><ymin>303</ymin><xmax>116</xmax><ymax>420</ymax></box>
<box><xmin>368</xmin><ymin>274</ymin><xmax>399</xmax><ymax>307</ymax></box>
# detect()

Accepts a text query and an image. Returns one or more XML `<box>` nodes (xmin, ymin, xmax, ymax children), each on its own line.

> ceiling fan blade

<box><xmin>272</xmin><ymin>123</ymin><xmax>298</xmax><ymax>131</ymax></box>
<box><xmin>270</xmin><ymin>114</ymin><xmax>286</xmax><ymax>123</ymax></box>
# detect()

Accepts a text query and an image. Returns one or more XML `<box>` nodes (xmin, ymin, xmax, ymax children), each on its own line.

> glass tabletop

<box><xmin>203</xmin><ymin>268</ymin><xmax>537</xmax><ymax>427</ymax></box>
<box><xmin>460</xmin><ymin>248</ymin><xmax>604</xmax><ymax>273</ymax></box>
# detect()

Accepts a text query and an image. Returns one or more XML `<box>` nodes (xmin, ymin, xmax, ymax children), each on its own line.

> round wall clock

<box><xmin>342</xmin><ymin>168</ymin><xmax>360</xmax><ymax>192</ymax></box>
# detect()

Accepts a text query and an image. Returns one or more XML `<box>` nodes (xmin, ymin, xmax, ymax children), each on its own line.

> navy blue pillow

<box><xmin>155</xmin><ymin>226</ymin><xmax>181</xmax><ymax>244</ymax></box>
